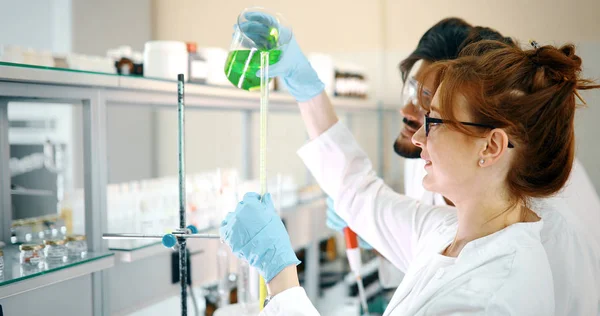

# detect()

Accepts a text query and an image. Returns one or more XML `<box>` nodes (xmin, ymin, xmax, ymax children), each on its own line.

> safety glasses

<box><xmin>402</xmin><ymin>77</ymin><xmax>432</xmax><ymax>107</ymax></box>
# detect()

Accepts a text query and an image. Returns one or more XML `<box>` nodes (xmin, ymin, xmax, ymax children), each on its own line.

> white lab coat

<box><xmin>262</xmin><ymin>122</ymin><xmax>555</xmax><ymax>315</ymax></box>
<box><xmin>378</xmin><ymin>158</ymin><xmax>445</xmax><ymax>289</ymax></box>
<box><xmin>398</xmin><ymin>158</ymin><xmax>600</xmax><ymax>316</ymax></box>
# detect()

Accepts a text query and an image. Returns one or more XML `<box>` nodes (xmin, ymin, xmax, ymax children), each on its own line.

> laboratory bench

<box><xmin>0</xmin><ymin>61</ymin><xmax>394</xmax><ymax>315</ymax></box>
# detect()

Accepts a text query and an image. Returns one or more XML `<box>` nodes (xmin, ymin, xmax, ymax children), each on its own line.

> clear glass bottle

<box><xmin>13</xmin><ymin>219</ymin><xmax>33</xmax><ymax>243</ymax></box>
<box><xmin>217</xmin><ymin>243</ymin><xmax>230</xmax><ymax>307</ymax></box>
<box><xmin>65</xmin><ymin>235</ymin><xmax>87</xmax><ymax>259</ymax></box>
<box><xmin>19</xmin><ymin>244</ymin><xmax>45</xmax><ymax>266</ymax></box>
<box><xmin>30</xmin><ymin>218</ymin><xmax>46</xmax><ymax>241</ymax></box>
<box><xmin>44</xmin><ymin>239</ymin><xmax>68</xmax><ymax>263</ymax></box>
<box><xmin>237</xmin><ymin>259</ymin><xmax>251</xmax><ymax>313</ymax></box>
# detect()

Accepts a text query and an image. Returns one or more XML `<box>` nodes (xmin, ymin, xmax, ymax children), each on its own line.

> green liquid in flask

<box><xmin>224</xmin><ymin>49</ymin><xmax>281</xmax><ymax>91</ymax></box>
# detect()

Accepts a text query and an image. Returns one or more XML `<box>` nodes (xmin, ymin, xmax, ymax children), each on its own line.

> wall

<box><xmin>575</xmin><ymin>42</ymin><xmax>600</xmax><ymax>192</ymax></box>
<box><xmin>71</xmin><ymin>0</ymin><xmax>152</xmax><ymax>55</ymax></box>
<box><xmin>380</xmin><ymin>0</ymin><xmax>600</xmax><ymax>104</ymax></box>
<box><xmin>384</xmin><ymin>0</ymin><xmax>600</xmax><ymax>52</ymax></box>
<box><xmin>151</xmin><ymin>0</ymin><xmax>384</xmax><ymax>53</ymax></box>
<box><xmin>106</xmin><ymin>105</ymin><xmax>156</xmax><ymax>183</ymax></box>
<box><xmin>0</xmin><ymin>0</ymin><xmax>71</xmax><ymax>53</ymax></box>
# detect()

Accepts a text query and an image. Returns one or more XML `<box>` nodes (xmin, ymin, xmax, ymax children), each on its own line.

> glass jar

<box><xmin>65</xmin><ymin>235</ymin><xmax>87</xmax><ymax>259</ymax></box>
<box><xmin>19</xmin><ymin>244</ymin><xmax>45</xmax><ymax>266</ymax></box>
<box><xmin>44</xmin><ymin>239</ymin><xmax>68</xmax><ymax>263</ymax></box>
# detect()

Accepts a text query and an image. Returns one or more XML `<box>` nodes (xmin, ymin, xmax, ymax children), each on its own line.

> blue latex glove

<box><xmin>238</xmin><ymin>12</ymin><xmax>325</xmax><ymax>102</ymax></box>
<box><xmin>220</xmin><ymin>192</ymin><xmax>300</xmax><ymax>283</ymax></box>
<box><xmin>326</xmin><ymin>197</ymin><xmax>373</xmax><ymax>250</ymax></box>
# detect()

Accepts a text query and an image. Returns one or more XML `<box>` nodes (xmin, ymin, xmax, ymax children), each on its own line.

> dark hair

<box><xmin>399</xmin><ymin>18</ymin><xmax>471</xmax><ymax>83</ymax></box>
<box><xmin>457</xmin><ymin>26</ymin><xmax>514</xmax><ymax>52</ymax></box>
<box><xmin>418</xmin><ymin>40</ymin><xmax>600</xmax><ymax>204</ymax></box>
<box><xmin>399</xmin><ymin>19</ymin><xmax>514</xmax><ymax>83</ymax></box>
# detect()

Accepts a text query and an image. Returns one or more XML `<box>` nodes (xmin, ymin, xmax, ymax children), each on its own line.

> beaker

<box><xmin>224</xmin><ymin>7</ymin><xmax>292</xmax><ymax>91</ymax></box>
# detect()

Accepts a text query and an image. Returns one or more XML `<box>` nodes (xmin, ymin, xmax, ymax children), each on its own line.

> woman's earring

<box><xmin>479</xmin><ymin>159</ymin><xmax>485</xmax><ymax>166</ymax></box>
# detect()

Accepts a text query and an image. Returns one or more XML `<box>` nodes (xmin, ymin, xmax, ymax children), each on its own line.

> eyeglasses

<box><xmin>403</xmin><ymin>77</ymin><xmax>433</xmax><ymax>107</ymax></box>
<box><xmin>424</xmin><ymin>112</ymin><xmax>515</xmax><ymax>148</ymax></box>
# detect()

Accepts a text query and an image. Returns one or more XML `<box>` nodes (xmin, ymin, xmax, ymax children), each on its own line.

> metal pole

<box><xmin>0</xmin><ymin>99</ymin><xmax>11</xmax><ymax>244</ymax></box>
<box><xmin>177</xmin><ymin>74</ymin><xmax>188</xmax><ymax>316</ymax></box>
<box><xmin>102</xmin><ymin>232</ymin><xmax>219</xmax><ymax>240</ymax></box>
<box><xmin>83</xmin><ymin>91</ymin><xmax>110</xmax><ymax>316</ymax></box>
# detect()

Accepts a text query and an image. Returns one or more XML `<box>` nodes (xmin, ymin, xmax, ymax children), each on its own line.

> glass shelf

<box><xmin>0</xmin><ymin>61</ymin><xmax>198</xmax><ymax>84</ymax></box>
<box><xmin>0</xmin><ymin>61</ymin><xmax>120</xmax><ymax>77</ymax></box>
<box><xmin>0</xmin><ymin>244</ymin><xmax>113</xmax><ymax>287</ymax></box>
<box><xmin>108</xmin><ymin>239</ymin><xmax>162</xmax><ymax>252</ymax></box>
<box><xmin>0</xmin><ymin>61</ymin><xmax>185</xmax><ymax>84</ymax></box>
<box><xmin>0</xmin><ymin>61</ymin><xmax>375</xmax><ymax>110</ymax></box>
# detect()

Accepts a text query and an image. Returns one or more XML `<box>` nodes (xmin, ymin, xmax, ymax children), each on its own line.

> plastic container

<box><xmin>198</xmin><ymin>47</ymin><xmax>229</xmax><ymax>86</ymax></box>
<box><xmin>0</xmin><ymin>45</ymin><xmax>24</xmax><ymax>63</ymax></box>
<box><xmin>187</xmin><ymin>42</ymin><xmax>208</xmax><ymax>84</ymax></box>
<box><xmin>143</xmin><ymin>41</ymin><xmax>188</xmax><ymax>80</ymax></box>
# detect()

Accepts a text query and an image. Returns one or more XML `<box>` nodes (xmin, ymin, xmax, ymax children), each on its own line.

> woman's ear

<box><xmin>478</xmin><ymin>129</ymin><xmax>510</xmax><ymax>167</ymax></box>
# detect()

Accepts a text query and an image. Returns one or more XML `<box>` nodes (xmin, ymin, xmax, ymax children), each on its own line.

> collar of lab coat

<box><xmin>391</xmin><ymin>218</ymin><xmax>545</xmax><ymax>314</ymax></box>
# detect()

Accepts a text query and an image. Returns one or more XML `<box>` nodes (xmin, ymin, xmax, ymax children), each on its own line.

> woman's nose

<box><xmin>412</xmin><ymin>125</ymin><xmax>426</xmax><ymax>148</ymax></box>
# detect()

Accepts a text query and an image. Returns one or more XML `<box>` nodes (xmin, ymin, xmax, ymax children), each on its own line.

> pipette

<box><xmin>258</xmin><ymin>50</ymin><xmax>270</xmax><ymax>310</ymax></box>
<box><xmin>343</xmin><ymin>227</ymin><xmax>369</xmax><ymax>315</ymax></box>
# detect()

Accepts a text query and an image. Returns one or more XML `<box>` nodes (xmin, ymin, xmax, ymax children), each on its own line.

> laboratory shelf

<box><xmin>0</xmin><ymin>61</ymin><xmax>379</xmax><ymax>111</ymax></box>
<box><xmin>108</xmin><ymin>239</ymin><xmax>162</xmax><ymax>252</ymax></box>
<box><xmin>0</xmin><ymin>61</ymin><xmax>119</xmax><ymax>88</ymax></box>
<box><xmin>10</xmin><ymin>188</ymin><xmax>54</xmax><ymax>196</ymax></box>
<box><xmin>108</xmin><ymin>239</ymin><xmax>163</xmax><ymax>263</ymax></box>
<box><xmin>117</xmin><ymin>75</ymin><xmax>374</xmax><ymax>110</ymax></box>
<box><xmin>0</xmin><ymin>244</ymin><xmax>114</xmax><ymax>299</ymax></box>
